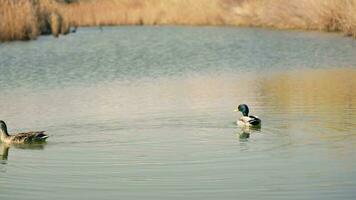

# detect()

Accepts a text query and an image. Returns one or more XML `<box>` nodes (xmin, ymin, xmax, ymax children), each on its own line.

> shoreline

<box><xmin>1</xmin><ymin>0</ymin><xmax>355</xmax><ymax>42</ymax></box>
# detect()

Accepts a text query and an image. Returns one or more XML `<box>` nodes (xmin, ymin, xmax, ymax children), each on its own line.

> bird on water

<box><xmin>0</xmin><ymin>120</ymin><xmax>48</xmax><ymax>144</ymax></box>
<box><xmin>234</xmin><ymin>104</ymin><xmax>261</xmax><ymax>128</ymax></box>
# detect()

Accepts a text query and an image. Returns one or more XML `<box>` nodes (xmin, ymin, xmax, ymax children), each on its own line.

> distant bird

<box><xmin>0</xmin><ymin>120</ymin><xmax>48</xmax><ymax>144</ymax></box>
<box><xmin>234</xmin><ymin>104</ymin><xmax>261</xmax><ymax>128</ymax></box>
<box><xmin>71</xmin><ymin>26</ymin><xmax>78</xmax><ymax>33</ymax></box>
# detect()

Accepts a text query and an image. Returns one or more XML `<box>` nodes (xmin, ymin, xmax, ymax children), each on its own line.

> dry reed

<box><xmin>65</xmin><ymin>0</ymin><xmax>232</xmax><ymax>26</ymax></box>
<box><xmin>0</xmin><ymin>0</ymin><xmax>39</xmax><ymax>41</ymax></box>
<box><xmin>0</xmin><ymin>0</ymin><xmax>72</xmax><ymax>41</ymax></box>
<box><xmin>65</xmin><ymin>0</ymin><xmax>356</xmax><ymax>38</ymax></box>
<box><xmin>232</xmin><ymin>0</ymin><xmax>356</xmax><ymax>37</ymax></box>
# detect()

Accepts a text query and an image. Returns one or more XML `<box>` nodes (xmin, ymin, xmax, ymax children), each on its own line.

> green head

<box><xmin>236</xmin><ymin>104</ymin><xmax>249</xmax><ymax>116</ymax></box>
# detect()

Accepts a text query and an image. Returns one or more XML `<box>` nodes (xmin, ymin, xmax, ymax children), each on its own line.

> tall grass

<box><xmin>65</xmin><ymin>0</ymin><xmax>356</xmax><ymax>38</ymax></box>
<box><xmin>0</xmin><ymin>0</ymin><xmax>39</xmax><ymax>41</ymax></box>
<box><xmin>0</xmin><ymin>0</ymin><xmax>355</xmax><ymax>41</ymax></box>
<box><xmin>0</xmin><ymin>0</ymin><xmax>71</xmax><ymax>41</ymax></box>
<box><xmin>65</xmin><ymin>0</ymin><xmax>233</xmax><ymax>26</ymax></box>
<box><xmin>232</xmin><ymin>0</ymin><xmax>356</xmax><ymax>37</ymax></box>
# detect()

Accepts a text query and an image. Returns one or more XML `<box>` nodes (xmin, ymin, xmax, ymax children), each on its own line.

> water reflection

<box><xmin>258</xmin><ymin>68</ymin><xmax>356</xmax><ymax>137</ymax></box>
<box><xmin>236</xmin><ymin>126</ymin><xmax>262</xmax><ymax>141</ymax></box>
<box><xmin>237</xmin><ymin>131</ymin><xmax>250</xmax><ymax>140</ymax></box>
<box><xmin>1</xmin><ymin>145</ymin><xmax>9</xmax><ymax>161</ymax></box>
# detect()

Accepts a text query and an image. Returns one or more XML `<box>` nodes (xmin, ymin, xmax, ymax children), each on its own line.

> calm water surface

<box><xmin>0</xmin><ymin>27</ymin><xmax>355</xmax><ymax>200</ymax></box>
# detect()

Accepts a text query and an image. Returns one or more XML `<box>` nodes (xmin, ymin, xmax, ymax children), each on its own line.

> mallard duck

<box><xmin>234</xmin><ymin>104</ymin><xmax>261</xmax><ymax>128</ymax></box>
<box><xmin>0</xmin><ymin>120</ymin><xmax>48</xmax><ymax>144</ymax></box>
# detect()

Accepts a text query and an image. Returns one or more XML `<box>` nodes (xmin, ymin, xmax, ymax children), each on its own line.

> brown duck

<box><xmin>0</xmin><ymin>120</ymin><xmax>48</xmax><ymax>144</ymax></box>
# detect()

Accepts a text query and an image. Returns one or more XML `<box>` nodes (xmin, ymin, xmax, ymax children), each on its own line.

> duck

<box><xmin>234</xmin><ymin>104</ymin><xmax>261</xmax><ymax>128</ymax></box>
<box><xmin>0</xmin><ymin>120</ymin><xmax>49</xmax><ymax>144</ymax></box>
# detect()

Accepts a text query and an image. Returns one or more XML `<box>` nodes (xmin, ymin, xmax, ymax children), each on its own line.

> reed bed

<box><xmin>0</xmin><ymin>0</ymin><xmax>71</xmax><ymax>41</ymax></box>
<box><xmin>0</xmin><ymin>0</ymin><xmax>355</xmax><ymax>41</ymax></box>
<box><xmin>0</xmin><ymin>0</ymin><xmax>39</xmax><ymax>41</ymax></box>
<box><xmin>232</xmin><ymin>0</ymin><xmax>356</xmax><ymax>38</ymax></box>
<box><xmin>62</xmin><ymin>0</ymin><xmax>356</xmax><ymax>38</ymax></box>
<box><xmin>65</xmin><ymin>0</ymin><xmax>232</xmax><ymax>26</ymax></box>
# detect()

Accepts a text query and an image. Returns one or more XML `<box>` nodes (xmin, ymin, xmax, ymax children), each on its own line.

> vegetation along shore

<box><xmin>1</xmin><ymin>0</ymin><xmax>355</xmax><ymax>42</ymax></box>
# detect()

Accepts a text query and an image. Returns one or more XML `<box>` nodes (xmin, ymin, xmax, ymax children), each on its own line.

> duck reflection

<box><xmin>0</xmin><ymin>142</ymin><xmax>47</xmax><ymax>162</ymax></box>
<box><xmin>238</xmin><ymin>131</ymin><xmax>250</xmax><ymax>140</ymax></box>
<box><xmin>236</xmin><ymin>126</ymin><xmax>261</xmax><ymax>141</ymax></box>
<box><xmin>1</xmin><ymin>145</ymin><xmax>9</xmax><ymax>161</ymax></box>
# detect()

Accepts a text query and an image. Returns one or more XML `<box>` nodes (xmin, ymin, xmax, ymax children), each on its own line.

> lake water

<box><xmin>0</xmin><ymin>26</ymin><xmax>355</xmax><ymax>200</ymax></box>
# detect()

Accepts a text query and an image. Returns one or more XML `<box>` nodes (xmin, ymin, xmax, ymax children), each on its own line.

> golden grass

<box><xmin>0</xmin><ymin>0</ymin><xmax>71</xmax><ymax>41</ymax></box>
<box><xmin>65</xmin><ymin>0</ymin><xmax>356</xmax><ymax>38</ymax></box>
<box><xmin>232</xmin><ymin>0</ymin><xmax>356</xmax><ymax>37</ymax></box>
<box><xmin>65</xmin><ymin>0</ymin><xmax>233</xmax><ymax>26</ymax></box>
<box><xmin>0</xmin><ymin>0</ymin><xmax>355</xmax><ymax>41</ymax></box>
<box><xmin>0</xmin><ymin>0</ymin><xmax>39</xmax><ymax>41</ymax></box>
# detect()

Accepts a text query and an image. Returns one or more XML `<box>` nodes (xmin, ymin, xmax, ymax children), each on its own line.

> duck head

<box><xmin>234</xmin><ymin>104</ymin><xmax>249</xmax><ymax>116</ymax></box>
<box><xmin>0</xmin><ymin>120</ymin><xmax>9</xmax><ymax>136</ymax></box>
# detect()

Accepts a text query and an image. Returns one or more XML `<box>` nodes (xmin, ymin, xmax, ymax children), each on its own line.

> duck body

<box><xmin>0</xmin><ymin>121</ymin><xmax>48</xmax><ymax>144</ymax></box>
<box><xmin>235</xmin><ymin>104</ymin><xmax>261</xmax><ymax>128</ymax></box>
<box><xmin>237</xmin><ymin>115</ymin><xmax>261</xmax><ymax>128</ymax></box>
<box><xmin>2</xmin><ymin>131</ymin><xmax>48</xmax><ymax>144</ymax></box>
